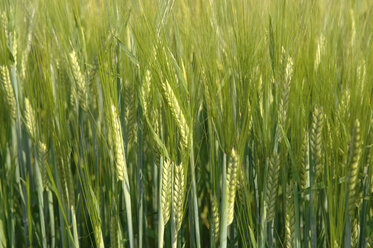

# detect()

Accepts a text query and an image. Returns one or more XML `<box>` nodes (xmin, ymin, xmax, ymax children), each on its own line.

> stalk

<box><xmin>189</xmin><ymin>136</ymin><xmax>201</xmax><ymax>248</ymax></box>
<box><xmin>158</xmin><ymin>157</ymin><xmax>165</xmax><ymax>248</ymax></box>
<box><xmin>220</xmin><ymin>153</ymin><xmax>228</xmax><ymax>248</ymax></box>
<box><xmin>35</xmin><ymin>146</ymin><xmax>47</xmax><ymax>248</ymax></box>
<box><xmin>137</xmin><ymin>101</ymin><xmax>144</xmax><ymax>248</ymax></box>
<box><xmin>48</xmin><ymin>189</ymin><xmax>56</xmax><ymax>248</ymax></box>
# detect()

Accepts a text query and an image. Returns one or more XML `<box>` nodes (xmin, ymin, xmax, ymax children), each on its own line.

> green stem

<box><xmin>122</xmin><ymin>175</ymin><xmax>134</xmax><ymax>248</ymax></box>
<box><xmin>158</xmin><ymin>157</ymin><xmax>165</xmax><ymax>248</ymax></box>
<box><xmin>189</xmin><ymin>136</ymin><xmax>201</xmax><ymax>248</ymax></box>
<box><xmin>48</xmin><ymin>189</ymin><xmax>56</xmax><ymax>248</ymax></box>
<box><xmin>220</xmin><ymin>153</ymin><xmax>228</xmax><ymax>248</ymax></box>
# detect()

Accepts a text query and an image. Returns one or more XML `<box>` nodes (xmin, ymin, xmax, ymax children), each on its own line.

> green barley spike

<box><xmin>311</xmin><ymin>106</ymin><xmax>323</xmax><ymax>180</ymax></box>
<box><xmin>227</xmin><ymin>148</ymin><xmax>238</xmax><ymax>225</ymax></box>
<box><xmin>266</xmin><ymin>153</ymin><xmax>280</xmax><ymax>222</ymax></box>
<box><xmin>348</xmin><ymin>119</ymin><xmax>361</xmax><ymax>217</ymax></box>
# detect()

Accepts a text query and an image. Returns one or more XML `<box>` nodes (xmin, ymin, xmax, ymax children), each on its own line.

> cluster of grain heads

<box><xmin>227</xmin><ymin>148</ymin><xmax>238</xmax><ymax>225</ymax></box>
<box><xmin>69</xmin><ymin>50</ymin><xmax>88</xmax><ymax>112</ymax></box>
<box><xmin>0</xmin><ymin>65</ymin><xmax>16</xmax><ymax>120</ymax></box>
<box><xmin>266</xmin><ymin>153</ymin><xmax>280</xmax><ymax>222</ymax></box>
<box><xmin>311</xmin><ymin>106</ymin><xmax>324</xmax><ymax>180</ymax></box>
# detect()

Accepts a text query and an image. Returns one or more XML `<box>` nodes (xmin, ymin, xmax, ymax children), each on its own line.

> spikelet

<box><xmin>315</xmin><ymin>34</ymin><xmax>325</xmax><ymax>70</ymax></box>
<box><xmin>161</xmin><ymin>80</ymin><xmax>189</xmax><ymax>150</ymax></box>
<box><xmin>278</xmin><ymin>55</ymin><xmax>293</xmax><ymax>141</ymax></box>
<box><xmin>226</xmin><ymin>148</ymin><xmax>238</xmax><ymax>225</ymax></box>
<box><xmin>111</xmin><ymin>103</ymin><xmax>127</xmax><ymax>181</ymax></box>
<box><xmin>141</xmin><ymin>70</ymin><xmax>152</xmax><ymax>117</ymax></box>
<box><xmin>211</xmin><ymin>194</ymin><xmax>220</xmax><ymax>243</ymax></box>
<box><xmin>266</xmin><ymin>153</ymin><xmax>280</xmax><ymax>222</ymax></box>
<box><xmin>337</xmin><ymin>89</ymin><xmax>350</xmax><ymax>119</ymax></box>
<box><xmin>12</xmin><ymin>31</ymin><xmax>17</xmax><ymax>67</ymax></box>
<box><xmin>285</xmin><ymin>184</ymin><xmax>295</xmax><ymax>248</ymax></box>
<box><xmin>1</xmin><ymin>11</ymin><xmax>8</xmax><ymax>42</ymax></box>
<box><xmin>300</xmin><ymin>130</ymin><xmax>309</xmax><ymax>191</ymax></box>
<box><xmin>351</xmin><ymin>218</ymin><xmax>359</xmax><ymax>248</ymax></box>
<box><xmin>348</xmin><ymin>119</ymin><xmax>361</xmax><ymax>217</ymax></box>
<box><xmin>173</xmin><ymin>163</ymin><xmax>185</xmax><ymax>231</ymax></box>
<box><xmin>350</xmin><ymin>9</ymin><xmax>356</xmax><ymax>48</ymax></box>
<box><xmin>161</xmin><ymin>158</ymin><xmax>172</xmax><ymax>225</ymax></box>
<box><xmin>69</xmin><ymin>50</ymin><xmax>88</xmax><ymax>111</ymax></box>
<box><xmin>110</xmin><ymin>205</ymin><xmax>119</xmax><ymax>248</ymax></box>
<box><xmin>1</xmin><ymin>65</ymin><xmax>16</xmax><ymax>120</ymax></box>
<box><xmin>24</xmin><ymin>98</ymin><xmax>36</xmax><ymax>138</ymax></box>
<box><xmin>311</xmin><ymin>106</ymin><xmax>323</xmax><ymax>180</ymax></box>
<box><xmin>124</xmin><ymin>80</ymin><xmax>137</xmax><ymax>145</ymax></box>
<box><xmin>37</xmin><ymin>141</ymin><xmax>48</xmax><ymax>190</ymax></box>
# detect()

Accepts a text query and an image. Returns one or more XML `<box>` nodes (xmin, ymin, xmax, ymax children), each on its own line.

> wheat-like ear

<box><xmin>1</xmin><ymin>65</ymin><xmax>16</xmax><ymax>120</ymax></box>
<box><xmin>311</xmin><ymin>106</ymin><xmax>323</xmax><ymax>180</ymax></box>
<box><xmin>124</xmin><ymin>80</ymin><xmax>137</xmax><ymax>145</ymax></box>
<box><xmin>351</xmin><ymin>217</ymin><xmax>359</xmax><ymax>248</ymax></box>
<box><xmin>348</xmin><ymin>119</ymin><xmax>361</xmax><ymax>217</ymax></box>
<box><xmin>141</xmin><ymin>69</ymin><xmax>152</xmax><ymax>117</ymax></box>
<box><xmin>285</xmin><ymin>184</ymin><xmax>295</xmax><ymax>248</ymax></box>
<box><xmin>337</xmin><ymin>89</ymin><xmax>350</xmax><ymax>119</ymax></box>
<box><xmin>314</xmin><ymin>34</ymin><xmax>325</xmax><ymax>71</ymax></box>
<box><xmin>266</xmin><ymin>153</ymin><xmax>280</xmax><ymax>222</ymax></box>
<box><xmin>161</xmin><ymin>79</ymin><xmax>189</xmax><ymax>150</ymax></box>
<box><xmin>69</xmin><ymin>50</ymin><xmax>88</xmax><ymax>111</ymax></box>
<box><xmin>37</xmin><ymin>141</ymin><xmax>48</xmax><ymax>190</ymax></box>
<box><xmin>111</xmin><ymin>102</ymin><xmax>126</xmax><ymax>181</ymax></box>
<box><xmin>110</xmin><ymin>204</ymin><xmax>119</xmax><ymax>248</ymax></box>
<box><xmin>226</xmin><ymin>148</ymin><xmax>238</xmax><ymax>225</ymax></box>
<box><xmin>1</xmin><ymin>11</ymin><xmax>8</xmax><ymax>42</ymax></box>
<box><xmin>211</xmin><ymin>193</ymin><xmax>220</xmax><ymax>243</ymax></box>
<box><xmin>161</xmin><ymin>158</ymin><xmax>172</xmax><ymax>225</ymax></box>
<box><xmin>300</xmin><ymin>130</ymin><xmax>309</xmax><ymax>191</ymax></box>
<box><xmin>24</xmin><ymin>98</ymin><xmax>36</xmax><ymax>138</ymax></box>
<box><xmin>278</xmin><ymin>54</ymin><xmax>293</xmax><ymax>141</ymax></box>
<box><xmin>173</xmin><ymin>162</ymin><xmax>185</xmax><ymax>231</ymax></box>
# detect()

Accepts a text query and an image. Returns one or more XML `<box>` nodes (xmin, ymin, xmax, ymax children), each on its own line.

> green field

<box><xmin>0</xmin><ymin>0</ymin><xmax>373</xmax><ymax>247</ymax></box>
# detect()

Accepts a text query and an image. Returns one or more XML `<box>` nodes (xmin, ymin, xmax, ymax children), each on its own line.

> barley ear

<box><xmin>285</xmin><ymin>184</ymin><xmax>295</xmax><ymax>248</ymax></box>
<box><xmin>111</xmin><ymin>102</ymin><xmax>126</xmax><ymax>181</ymax></box>
<box><xmin>266</xmin><ymin>153</ymin><xmax>280</xmax><ymax>222</ymax></box>
<box><xmin>173</xmin><ymin>162</ymin><xmax>185</xmax><ymax>232</ymax></box>
<box><xmin>161</xmin><ymin>158</ymin><xmax>172</xmax><ymax>225</ymax></box>
<box><xmin>348</xmin><ymin>119</ymin><xmax>361</xmax><ymax>217</ymax></box>
<box><xmin>24</xmin><ymin>98</ymin><xmax>36</xmax><ymax>138</ymax></box>
<box><xmin>300</xmin><ymin>130</ymin><xmax>309</xmax><ymax>191</ymax></box>
<box><xmin>161</xmin><ymin>79</ymin><xmax>189</xmax><ymax>150</ymax></box>
<box><xmin>226</xmin><ymin>148</ymin><xmax>238</xmax><ymax>225</ymax></box>
<box><xmin>69</xmin><ymin>50</ymin><xmax>88</xmax><ymax>111</ymax></box>
<box><xmin>311</xmin><ymin>106</ymin><xmax>323</xmax><ymax>180</ymax></box>
<box><xmin>0</xmin><ymin>65</ymin><xmax>16</xmax><ymax>120</ymax></box>
<box><xmin>211</xmin><ymin>194</ymin><xmax>220</xmax><ymax>243</ymax></box>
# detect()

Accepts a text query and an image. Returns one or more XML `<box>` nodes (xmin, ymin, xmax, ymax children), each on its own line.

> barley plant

<box><xmin>1</xmin><ymin>0</ymin><xmax>373</xmax><ymax>247</ymax></box>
